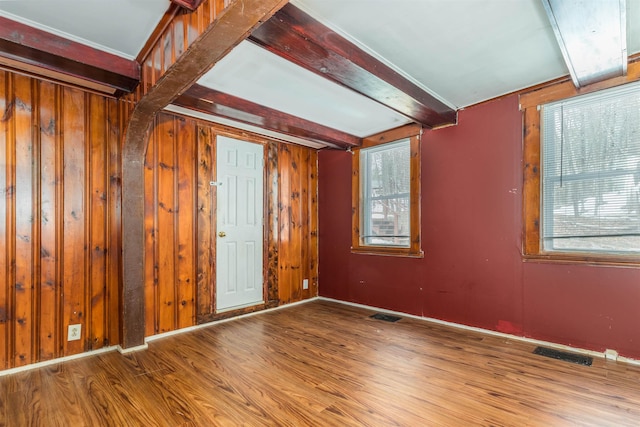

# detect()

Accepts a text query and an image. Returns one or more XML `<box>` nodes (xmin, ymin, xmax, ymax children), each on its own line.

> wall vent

<box><xmin>533</xmin><ymin>346</ymin><xmax>593</xmax><ymax>366</ymax></box>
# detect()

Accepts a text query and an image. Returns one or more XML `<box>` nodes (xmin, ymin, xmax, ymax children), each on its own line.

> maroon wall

<box><xmin>318</xmin><ymin>94</ymin><xmax>640</xmax><ymax>359</ymax></box>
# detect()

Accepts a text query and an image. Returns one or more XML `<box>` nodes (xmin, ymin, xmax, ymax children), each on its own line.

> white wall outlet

<box><xmin>303</xmin><ymin>278</ymin><xmax>309</xmax><ymax>290</ymax></box>
<box><xmin>604</xmin><ymin>349</ymin><xmax>619</xmax><ymax>361</ymax></box>
<box><xmin>68</xmin><ymin>324</ymin><xmax>82</xmax><ymax>342</ymax></box>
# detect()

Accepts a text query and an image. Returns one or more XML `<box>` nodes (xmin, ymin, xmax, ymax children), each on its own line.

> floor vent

<box><xmin>370</xmin><ymin>313</ymin><xmax>401</xmax><ymax>322</ymax></box>
<box><xmin>533</xmin><ymin>346</ymin><xmax>593</xmax><ymax>366</ymax></box>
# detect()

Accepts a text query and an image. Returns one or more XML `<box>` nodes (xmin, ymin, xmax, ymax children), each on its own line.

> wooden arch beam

<box><xmin>121</xmin><ymin>0</ymin><xmax>289</xmax><ymax>349</ymax></box>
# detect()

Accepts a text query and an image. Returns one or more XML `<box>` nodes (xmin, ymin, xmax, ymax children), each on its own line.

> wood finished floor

<box><xmin>2</xmin><ymin>300</ymin><xmax>640</xmax><ymax>426</ymax></box>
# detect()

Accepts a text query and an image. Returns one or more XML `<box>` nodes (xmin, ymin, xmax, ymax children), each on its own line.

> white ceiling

<box><xmin>293</xmin><ymin>0</ymin><xmax>640</xmax><ymax>108</ymax></box>
<box><xmin>0</xmin><ymin>0</ymin><xmax>170</xmax><ymax>59</ymax></box>
<box><xmin>1</xmin><ymin>0</ymin><xmax>639</xmax><ymax>143</ymax></box>
<box><xmin>197</xmin><ymin>41</ymin><xmax>411</xmax><ymax>138</ymax></box>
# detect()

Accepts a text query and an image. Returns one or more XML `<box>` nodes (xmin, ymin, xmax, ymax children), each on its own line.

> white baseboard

<box><xmin>0</xmin><ymin>346</ymin><xmax>118</xmax><ymax>377</ymax></box>
<box><xmin>319</xmin><ymin>296</ymin><xmax>640</xmax><ymax>367</ymax></box>
<box><xmin>0</xmin><ymin>297</ymin><xmax>320</xmax><ymax>376</ymax></box>
<box><xmin>145</xmin><ymin>297</ymin><xmax>319</xmax><ymax>342</ymax></box>
<box><xmin>117</xmin><ymin>343</ymin><xmax>149</xmax><ymax>354</ymax></box>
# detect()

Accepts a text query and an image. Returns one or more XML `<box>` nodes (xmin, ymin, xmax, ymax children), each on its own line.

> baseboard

<box><xmin>0</xmin><ymin>346</ymin><xmax>118</xmax><ymax>377</ymax></box>
<box><xmin>117</xmin><ymin>343</ymin><xmax>149</xmax><ymax>354</ymax></box>
<box><xmin>0</xmin><ymin>297</ymin><xmax>320</xmax><ymax>376</ymax></box>
<box><xmin>145</xmin><ymin>296</ymin><xmax>320</xmax><ymax>343</ymax></box>
<box><xmin>319</xmin><ymin>296</ymin><xmax>640</xmax><ymax>367</ymax></box>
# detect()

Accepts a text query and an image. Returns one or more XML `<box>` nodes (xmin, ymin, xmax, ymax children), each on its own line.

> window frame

<box><xmin>520</xmin><ymin>62</ymin><xmax>640</xmax><ymax>266</ymax></box>
<box><xmin>351</xmin><ymin>124</ymin><xmax>423</xmax><ymax>258</ymax></box>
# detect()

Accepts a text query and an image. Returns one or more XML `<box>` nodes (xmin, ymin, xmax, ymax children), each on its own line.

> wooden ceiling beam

<box><xmin>122</xmin><ymin>0</ymin><xmax>289</xmax><ymax>349</ymax></box>
<box><xmin>249</xmin><ymin>4</ymin><xmax>457</xmax><ymax>128</ymax></box>
<box><xmin>174</xmin><ymin>84</ymin><xmax>361</xmax><ymax>148</ymax></box>
<box><xmin>170</xmin><ymin>0</ymin><xmax>206</xmax><ymax>12</ymax></box>
<box><xmin>0</xmin><ymin>16</ymin><xmax>139</xmax><ymax>93</ymax></box>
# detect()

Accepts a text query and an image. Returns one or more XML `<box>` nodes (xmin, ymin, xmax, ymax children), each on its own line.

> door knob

<box><xmin>218</xmin><ymin>231</ymin><xmax>226</xmax><ymax>237</ymax></box>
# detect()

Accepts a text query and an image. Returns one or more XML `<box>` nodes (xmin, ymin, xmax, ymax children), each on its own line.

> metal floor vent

<box><xmin>533</xmin><ymin>346</ymin><xmax>593</xmax><ymax>366</ymax></box>
<box><xmin>370</xmin><ymin>313</ymin><xmax>402</xmax><ymax>322</ymax></box>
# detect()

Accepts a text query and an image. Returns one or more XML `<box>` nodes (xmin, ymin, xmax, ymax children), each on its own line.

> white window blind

<box><xmin>541</xmin><ymin>83</ymin><xmax>640</xmax><ymax>254</ymax></box>
<box><xmin>361</xmin><ymin>139</ymin><xmax>410</xmax><ymax>247</ymax></box>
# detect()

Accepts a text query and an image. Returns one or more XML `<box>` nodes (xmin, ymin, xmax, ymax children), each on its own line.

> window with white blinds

<box><xmin>360</xmin><ymin>139</ymin><xmax>410</xmax><ymax>247</ymax></box>
<box><xmin>541</xmin><ymin>83</ymin><xmax>640</xmax><ymax>254</ymax></box>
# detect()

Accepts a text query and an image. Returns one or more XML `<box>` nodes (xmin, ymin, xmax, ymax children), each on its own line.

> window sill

<box><xmin>351</xmin><ymin>246</ymin><xmax>424</xmax><ymax>258</ymax></box>
<box><xmin>522</xmin><ymin>252</ymin><xmax>640</xmax><ymax>268</ymax></box>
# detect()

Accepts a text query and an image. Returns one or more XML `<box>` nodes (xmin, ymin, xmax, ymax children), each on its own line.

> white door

<box><xmin>215</xmin><ymin>136</ymin><xmax>264</xmax><ymax>311</ymax></box>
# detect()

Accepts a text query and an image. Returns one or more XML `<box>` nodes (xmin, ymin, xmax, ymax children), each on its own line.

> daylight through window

<box><xmin>351</xmin><ymin>124</ymin><xmax>422</xmax><ymax>257</ymax></box>
<box><xmin>541</xmin><ymin>83</ymin><xmax>640</xmax><ymax>255</ymax></box>
<box><xmin>361</xmin><ymin>140</ymin><xmax>411</xmax><ymax>247</ymax></box>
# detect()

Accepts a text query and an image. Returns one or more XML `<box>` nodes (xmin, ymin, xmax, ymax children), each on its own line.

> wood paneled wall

<box><xmin>0</xmin><ymin>74</ymin><xmax>319</xmax><ymax>369</ymax></box>
<box><xmin>129</xmin><ymin>0</ymin><xmax>228</xmax><ymax>104</ymax></box>
<box><xmin>0</xmin><ymin>70</ymin><xmax>123</xmax><ymax>369</ymax></box>
<box><xmin>277</xmin><ymin>143</ymin><xmax>319</xmax><ymax>303</ymax></box>
<box><xmin>143</xmin><ymin>112</ymin><xmax>318</xmax><ymax>336</ymax></box>
<box><xmin>144</xmin><ymin>114</ymin><xmax>198</xmax><ymax>335</ymax></box>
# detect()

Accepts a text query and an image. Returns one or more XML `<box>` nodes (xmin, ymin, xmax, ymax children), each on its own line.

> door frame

<box><xmin>196</xmin><ymin>129</ymin><xmax>279</xmax><ymax>323</ymax></box>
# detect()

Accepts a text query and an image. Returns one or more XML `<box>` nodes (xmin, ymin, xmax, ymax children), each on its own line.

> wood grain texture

<box><xmin>122</xmin><ymin>0</ymin><xmax>288</xmax><ymax>350</ymax></box>
<box><xmin>37</xmin><ymin>81</ymin><xmax>58</xmax><ymax>361</ymax></box>
<box><xmin>0</xmin><ymin>70</ymin><xmax>123</xmax><ymax>370</ymax></box>
<box><xmin>249</xmin><ymin>4</ymin><xmax>457</xmax><ymax>128</ymax></box>
<box><xmin>145</xmin><ymin>113</ymin><xmax>200</xmax><ymax>334</ymax></box>
<box><xmin>176</xmin><ymin>116</ymin><xmax>196</xmax><ymax>329</ymax></box>
<box><xmin>266</xmin><ymin>142</ymin><xmax>279</xmax><ymax>305</ymax></box>
<box><xmin>88</xmin><ymin>94</ymin><xmax>107</xmax><ymax>351</ymax></box>
<box><xmin>61</xmin><ymin>87</ymin><xmax>86</xmax><ymax>357</ymax></box>
<box><xmin>146</xmin><ymin>113</ymin><xmax>319</xmax><ymax>332</ymax></box>
<box><xmin>277</xmin><ymin>143</ymin><xmax>319</xmax><ymax>304</ymax></box>
<box><xmin>0</xmin><ymin>70</ymin><xmax>10</xmax><ymax>371</ymax></box>
<box><xmin>0</xmin><ymin>16</ymin><xmax>139</xmax><ymax>94</ymax></box>
<box><xmin>13</xmin><ymin>74</ymin><xmax>35</xmax><ymax>367</ymax></box>
<box><xmin>522</xmin><ymin>106</ymin><xmax>541</xmax><ymax>255</ymax></box>
<box><xmin>2</xmin><ymin>300</ymin><xmax>640</xmax><ymax>426</ymax></box>
<box><xmin>174</xmin><ymin>85</ymin><xmax>361</xmax><ymax>149</ymax></box>
<box><xmin>196</xmin><ymin>125</ymin><xmax>214</xmax><ymax>319</ymax></box>
<box><xmin>143</xmin><ymin>121</ymin><xmax>158</xmax><ymax>338</ymax></box>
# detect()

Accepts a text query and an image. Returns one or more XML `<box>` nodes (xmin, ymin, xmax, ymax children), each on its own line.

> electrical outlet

<box><xmin>68</xmin><ymin>324</ymin><xmax>82</xmax><ymax>342</ymax></box>
<box><xmin>303</xmin><ymin>278</ymin><xmax>309</xmax><ymax>290</ymax></box>
<box><xmin>604</xmin><ymin>349</ymin><xmax>619</xmax><ymax>361</ymax></box>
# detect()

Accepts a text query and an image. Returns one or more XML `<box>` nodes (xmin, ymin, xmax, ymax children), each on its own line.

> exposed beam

<box><xmin>542</xmin><ymin>0</ymin><xmax>627</xmax><ymax>87</ymax></box>
<box><xmin>171</xmin><ymin>0</ymin><xmax>206</xmax><ymax>11</ymax></box>
<box><xmin>0</xmin><ymin>16</ymin><xmax>139</xmax><ymax>94</ymax></box>
<box><xmin>122</xmin><ymin>0</ymin><xmax>289</xmax><ymax>349</ymax></box>
<box><xmin>174</xmin><ymin>84</ymin><xmax>361</xmax><ymax>149</ymax></box>
<box><xmin>249</xmin><ymin>4</ymin><xmax>456</xmax><ymax>128</ymax></box>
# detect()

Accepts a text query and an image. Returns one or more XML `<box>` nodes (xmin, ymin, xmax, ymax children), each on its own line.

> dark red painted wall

<box><xmin>318</xmin><ymin>94</ymin><xmax>640</xmax><ymax>359</ymax></box>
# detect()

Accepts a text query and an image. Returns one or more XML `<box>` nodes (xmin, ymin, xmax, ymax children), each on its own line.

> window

<box><xmin>352</xmin><ymin>124</ymin><xmax>422</xmax><ymax>257</ymax></box>
<box><xmin>541</xmin><ymin>84</ymin><xmax>640</xmax><ymax>255</ymax></box>
<box><xmin>521</xmin><ymin>63</ymin><xmax>640</xmax><ymax>264</ymax></box>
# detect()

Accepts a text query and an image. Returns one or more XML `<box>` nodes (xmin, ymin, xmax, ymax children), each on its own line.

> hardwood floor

<box><xmin>2</xmin><ymin>299</ymin><xmax>640</xmax><ymax>426</ymax></box>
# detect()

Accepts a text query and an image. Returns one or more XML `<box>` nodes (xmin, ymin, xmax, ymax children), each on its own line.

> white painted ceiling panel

<box><xmin>198</xmin><ymin>41</ymin><xmax>411</xmax><ymax>137</ymax></box>
<box><xmin>1</xmin><ymin>0</ymin><xmax>639</xmax><ymax>142</ymax></box>
<box><xmin>0</xmin><ymin>0</ymin><xmax>170</xmax><ymax>59</ymax></box>
<box><xmin>292</xmin><ymin>0</ymin><xmax>640</xmax><ymax>108</ymax></box>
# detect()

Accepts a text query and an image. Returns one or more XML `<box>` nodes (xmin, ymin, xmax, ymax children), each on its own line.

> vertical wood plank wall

<box><xmin>0</xmin><ymin>72</ymin><xmax>319</xmax><ymax>368</ymax></box>
<box><xmin>143</xmin><ymin>113</ymin><xmax>319</xmax><ymax>336</ymax></box>
<box><xmin>0</xmin><ymin>70</ymin><xmax>122</xmax><ymax>370</ymax></box>
<box><xmin>129</xmin><ymin>0</ymin><xmax>227</xmax><ymax>105</ymax></box>
<box><xmin>278</xmin><ymin>144</ymin><xmax>319</xmax><ymax>303</ymax></box>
